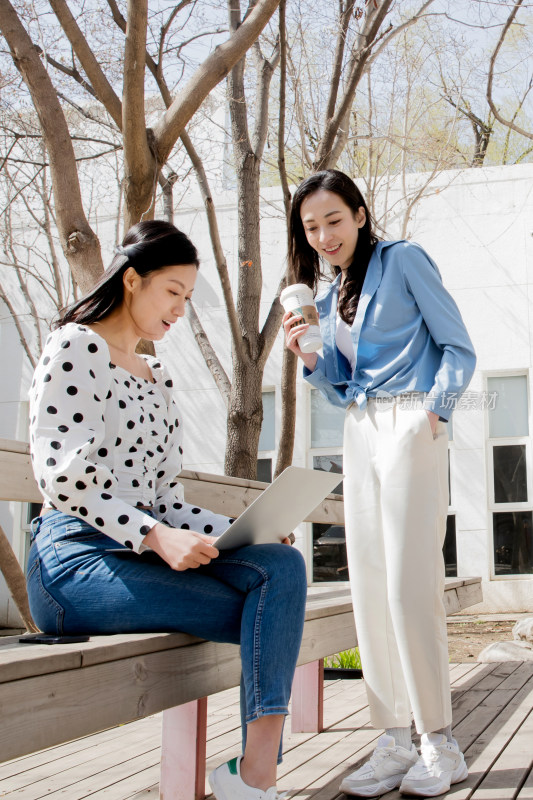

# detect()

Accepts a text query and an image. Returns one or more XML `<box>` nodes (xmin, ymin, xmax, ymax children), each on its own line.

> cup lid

<box><xmin>280</xmin><ymin>283</ymin><xmax>314</xmax><ymax>302</ymax></box>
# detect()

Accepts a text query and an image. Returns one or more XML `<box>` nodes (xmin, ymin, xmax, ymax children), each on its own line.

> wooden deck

<box><xmin>1</xmin><ymin>661</ymin><xmax>532</xmax><ymax>799</ymax></box>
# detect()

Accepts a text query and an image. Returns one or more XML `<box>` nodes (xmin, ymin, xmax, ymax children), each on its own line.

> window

<box><xmin>257</xmin><ymin>458</ymin><xmax>272</xmax><ymax>483</ymax></box>
<box><xmin>444</xmin><ymin>515</ymin><xmax>457</xmax><ymax>577</ymax></box>
<box><xmin>257</xmin><ymin>391</ymin><xmax>275</xmax><ymax>483</ymax></box>
<box><xmin>487</xmin><ymin>375</ymin><xmax>533</xmax><ymax>576</ymax></box>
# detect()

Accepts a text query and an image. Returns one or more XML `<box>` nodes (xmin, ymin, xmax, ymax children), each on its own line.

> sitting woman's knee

<box><xmin>272</xmin><ymin>544</ymin><xmax>307</xmax><ymax>588</ymax></box>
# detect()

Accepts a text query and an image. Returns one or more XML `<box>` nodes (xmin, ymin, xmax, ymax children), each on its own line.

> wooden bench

<box><xmin>0</xmin><ymin>439</ymin><xmax>483</xmax><ymax>799</ymax></box>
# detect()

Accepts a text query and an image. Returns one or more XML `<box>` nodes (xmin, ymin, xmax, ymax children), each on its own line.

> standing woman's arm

<box><xmin>29</xmin><ymin>326</ymin><xmax>158</xmax><ymax>552</ymax></box>
<box><xmin>401</xmin><ymin>244</ymin><xmax>477</xmax><ymax>420</ymax></box>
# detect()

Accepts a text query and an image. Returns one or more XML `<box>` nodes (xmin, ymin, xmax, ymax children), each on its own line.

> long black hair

<box><xmin>288</xmin><ymin>170</ymin><xmax>379</xmax><ymax>325</ymax></box>
<box><xmin>55</xmin><ymin>220</ymin><xmax>199</xmax><ymax>329</ymax></box>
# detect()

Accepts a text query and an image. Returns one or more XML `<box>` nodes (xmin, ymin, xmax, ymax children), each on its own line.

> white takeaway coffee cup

<box><xmin>280</xmin><ymin>283</ymin><xmax>322</xmax><ymax>353</ymax></box>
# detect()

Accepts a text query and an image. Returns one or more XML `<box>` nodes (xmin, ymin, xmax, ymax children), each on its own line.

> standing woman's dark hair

<box><xmin>288</xmin><ymin>170</ymin><xmax>379</xmax><ymax>325</ymax></box>
<box><xmin>55</xmin><ymin>220</ymin><xmax>200</xmax><ymax>329</ymax></box>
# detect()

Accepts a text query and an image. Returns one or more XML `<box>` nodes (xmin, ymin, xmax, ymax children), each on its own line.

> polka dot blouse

<box><xmin>29</xmin><ymin>324</ymin><xmax>233</xmax><ymax>553</ymax></box>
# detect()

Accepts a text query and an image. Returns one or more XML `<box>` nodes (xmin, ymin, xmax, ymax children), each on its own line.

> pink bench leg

<box><xmin>291</xmin><ymin>659</ymin><xmax>324</xmax><ymax>733</ymax></box>
<box><xmin>160</xmin><ymin>697</ymin><xmax>208</xmax><ymax>800</ymax></box>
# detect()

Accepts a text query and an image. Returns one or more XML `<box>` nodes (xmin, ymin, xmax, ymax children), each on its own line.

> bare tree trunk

<box><xmin>274</xmin><ymin>0</ymin><xmax>297</xmax><ymax>478</ymax></box>
<box><xmin>223</xmin><ymin>0</ymin><xmax>280</xmax><ymax>479</ymax></box>
<box><xmin>122</xmin><ymin>0</ymin><xmax>156</xmax><ymax>229</ymax></box>
<box><xmin>225</xmin><ymin>358</ymin><xmax>264</xmax><ymax>478</ymax></box>
<box><xmin>0</xmin><ymin>0</ymin><xmax>104</xmax><ymax>293</ymax></box>
<box><xmin>0</xmin><ymin>525</ymin><xmax>38</xmax><ymax>632</ymax></box>
<box><xmin>224</xmin><ymin>148</ymin><xmax>264</xmax><ymax>478</ymax></box>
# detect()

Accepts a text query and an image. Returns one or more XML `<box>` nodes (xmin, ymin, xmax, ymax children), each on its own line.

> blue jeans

<box><xmin>27</xmin><ymin>511</ymin><xmax>307</xmax><ymax>758</ymax></box>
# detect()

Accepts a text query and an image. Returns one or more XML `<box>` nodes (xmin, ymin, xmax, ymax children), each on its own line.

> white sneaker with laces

<box><xmin>400</xmin><ymin>733</ymin><xmax>468</xmax><ymax>796</ymax></box>
<box><xmin>339</xmin><ymin>734</ymin><xmax>419</xmax><ymax>797</ymax></box>
<box><xmin>208</xmin><ymin>756</ymin><xmax>286</xmax><ymax>800</ymax></box>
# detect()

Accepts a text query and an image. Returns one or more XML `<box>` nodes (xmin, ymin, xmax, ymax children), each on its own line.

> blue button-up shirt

<box><xmin>304</xmin><ymin>240</ymin><xmax>476</xmax><ymax>421</ymax></box>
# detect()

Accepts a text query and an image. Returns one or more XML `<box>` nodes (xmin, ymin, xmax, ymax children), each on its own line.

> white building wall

<box><xmin>1</xmin><ymin>163</ymin><xmax>533</xmax><ymax>624</ymax></box>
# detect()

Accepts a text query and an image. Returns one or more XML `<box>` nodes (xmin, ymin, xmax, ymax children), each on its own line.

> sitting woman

<box><xmin>27</xmin><ymin>219</ymin><xmax>307</xmax><ymax>800</ymax></box>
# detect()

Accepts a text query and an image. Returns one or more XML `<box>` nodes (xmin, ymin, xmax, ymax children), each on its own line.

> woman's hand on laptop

<box><xmin>144</xmin><ymin>523</ymin><xmax>220</xmax><ymax>571</ymax></box>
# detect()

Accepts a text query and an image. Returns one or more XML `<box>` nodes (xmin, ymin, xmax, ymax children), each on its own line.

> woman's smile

<box><xmin>300</xmin><ymin>189</ymin><xmax>365</xmax><ymax>272</ymax></box>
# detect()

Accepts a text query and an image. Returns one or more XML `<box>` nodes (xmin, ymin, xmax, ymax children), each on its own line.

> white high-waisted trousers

<box><xmin>343</xmin><ymin>398</ymin><xmax>451</xmax><ymax>734</ymax></box>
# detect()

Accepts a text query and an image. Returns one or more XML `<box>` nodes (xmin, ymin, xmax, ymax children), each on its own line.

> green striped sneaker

<box><xmin>208</xmin><ymin>756</ymin><xmax>284</xmax><ymax>800</ymax></box>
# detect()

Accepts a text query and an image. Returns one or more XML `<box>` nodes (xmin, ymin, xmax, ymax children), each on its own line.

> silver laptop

<box><xmin>215</xmin><ymin>466</ymin><xmax>343</xmax><ymax>550</ymax></box>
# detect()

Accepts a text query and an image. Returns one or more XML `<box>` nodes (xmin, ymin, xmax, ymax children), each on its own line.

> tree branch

<box><xmin>157</xmin><ymin>0</ymin><xmax>194</xmax><ymax>85</ymax></box>
<box><xmin>228</xmin><ymin>1</ymin><xmax>252</xmax><ymax>162</ymax></box>
<box><xmin>313</xmin><ymin>0</ymin><xmax>394</xmax><ymax>169</ymax></box>
<box><xmin>259</xmin><ymin>273</ymin><xmax>285</xmax><ymax>366</ymax></box>
<box><xmin>180</xmin><ymin>129</ymin><xmax>244</xmax><ymax>361</ymax></box>
<box><xmin>105</xmin><ymin>0</ymin><xmax>175</xmax><ymax>109</ymax></box>
<box><xmin>151</xmin><ymin>0</ymin><xmax>280</xmax><ymax>166</ymax></box>
<box><xmin>365</xmin><ymin>0</ymin><xmax>436</xmax><ymax>68</ymax></box>
<box><xmin>251</xmin><ymin>39</ymin><xmax>280</xmax><ymax>157</ymax></box>
<box><xmin>324</xmin><ymin>0</ymin><xmax>356</xmax><ymax>124</ymax></box>
<box><xmin>34</xmin><ymin>44</ymin><xmax>97</xmax><ymax>98</ymax></box>
<box><xmin>277</xmin><ymin>0</ymin><xmax>291</xmax><ymax>221</ymax></box>
<box><xmin>48</xmin><ymin>0</ymin><xmax>123</xmax><ymax>129</ymax></box>
<box><xmin>185</xmin><ymin>301</ymin><xmax>231</xmax><ymax>406</ymax></box>
<box><xmin>486</xmin><ymin>0</ymin><xmax>533</xmax><ymax>141</ymax></box>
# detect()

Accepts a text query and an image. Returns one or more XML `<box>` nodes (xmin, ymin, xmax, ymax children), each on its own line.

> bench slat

<box><xmin>0</xmin><ymin>609</ymin><xmax>356</xmax><ymax>763</ymax></box>
<box><xmin>0</xmin><ymin>450</ymin><xmax>41</xmax><ymax>503</ymax></box>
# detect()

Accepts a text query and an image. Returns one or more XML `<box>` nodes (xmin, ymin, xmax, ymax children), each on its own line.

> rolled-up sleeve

<box><xmin>303</xmin><ymin>356</ymin><xmax>352</xmax><ymax>409</ymax></box>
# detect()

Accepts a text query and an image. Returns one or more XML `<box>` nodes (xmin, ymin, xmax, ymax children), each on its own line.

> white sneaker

<box><xmin>400</xmin><ymin>733</ymin><xmax>468</xmax><ymax>796</ymax></box>
<box><xmin>339</xmin><ymin>734</ymin><xmax>419</xmax><ymax>797</ymax></box>
<box><xmin>209</xmin><ymin>756</ymin><xmax>285</xmax><ymax>800</ymax></box>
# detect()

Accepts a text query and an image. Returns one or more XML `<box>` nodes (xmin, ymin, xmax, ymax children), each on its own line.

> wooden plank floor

<box><xmin>1</xmin><ymin>662</ymin><xmax>532</xmax><ymax>799</ymax></box>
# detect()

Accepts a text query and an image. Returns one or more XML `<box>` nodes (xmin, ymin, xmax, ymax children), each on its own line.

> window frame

<box><xmin>485</xmin><ymin>369</ymin><xmax>533</xmax><ymax>581</ymax></box>
<box><xmin>257</xmin><ymin>388</ymin><xmax>276</xmax><ymax>484</ymax></box>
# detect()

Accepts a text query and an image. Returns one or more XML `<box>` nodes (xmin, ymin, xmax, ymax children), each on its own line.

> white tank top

<box><xmin>335</xmin><ymin>312</ymin><xmax>356</xmax><ymax>371</ymax></box>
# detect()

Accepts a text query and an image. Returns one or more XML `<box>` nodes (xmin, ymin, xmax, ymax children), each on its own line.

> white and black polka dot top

<box><xmin>29</xmin><ymin>323</ymin><xmax>232</xmax><ymax>553</ymax></box>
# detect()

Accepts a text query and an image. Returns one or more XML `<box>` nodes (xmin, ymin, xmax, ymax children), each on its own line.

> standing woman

<box><xmin>284</xmin><ymin>170</ymin><xmax>476</xmax><ymax>798</ymax></box>
<box><xmin>28</xmin><ymin>220</ymin><xmax>307</xmax><ymax>800</ymax></box>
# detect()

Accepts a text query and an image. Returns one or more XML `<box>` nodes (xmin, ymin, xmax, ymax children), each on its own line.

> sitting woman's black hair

<box><xmin>55</xmin><ymin>220</ymin><xmax>199</xmax><ymax>329</ymax></box>
<box><xmin>288</xmin><ymin>170</ymin><xmax>379</xmax><ymax>325</ymax></box>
